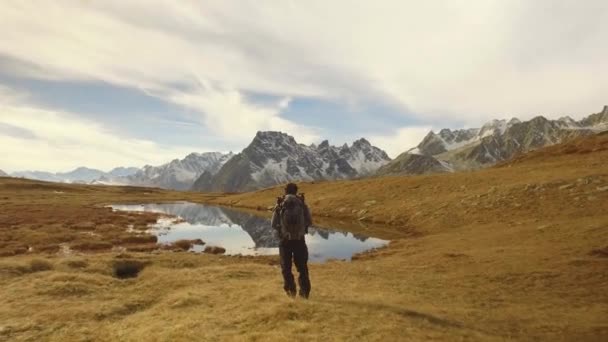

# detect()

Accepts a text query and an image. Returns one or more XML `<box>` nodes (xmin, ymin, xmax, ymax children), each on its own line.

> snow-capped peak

<box><xmin>196</xmin><ymin>131</ymin><xmax>391</xmax><ymax>192</ymax></box>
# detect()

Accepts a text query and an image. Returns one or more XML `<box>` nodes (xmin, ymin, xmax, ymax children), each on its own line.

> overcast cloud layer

<box><xmin>0</xmin><ymin>0</ymin><xmax>606</xmax><ymax>172</ymax></box>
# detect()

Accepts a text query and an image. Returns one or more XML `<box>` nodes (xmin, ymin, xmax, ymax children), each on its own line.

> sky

<box><xmin>0</xmin><ymin>0</ymin><xmax>607</xmax><ymax>173</ymax></box>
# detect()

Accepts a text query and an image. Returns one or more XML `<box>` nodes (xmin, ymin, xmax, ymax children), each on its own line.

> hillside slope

<box><xmin>206</xmin><ymin>132</ymin><xmax>608</xmax><ymax>235</ymax></box>
<box><xmin>0</xmin><ymin>133</ymin><xmax>607</xmax><ymax>341</ymax></box>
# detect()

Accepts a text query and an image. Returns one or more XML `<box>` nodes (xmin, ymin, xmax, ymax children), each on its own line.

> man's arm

<box><xmin>271</xmin><ymin>206</ymin><xmax>281</xmax><ymax>231</ymax></box>
<box><xmin>303</xmin><ymin>205</ymin><xmax>312</xmax><ymax>229</ymax></box>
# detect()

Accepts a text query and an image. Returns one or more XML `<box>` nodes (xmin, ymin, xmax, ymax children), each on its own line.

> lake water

<box><xmin>109</xmin><ymin>202</ymin><xmax>388</xmax><ymax>262</ymax></box>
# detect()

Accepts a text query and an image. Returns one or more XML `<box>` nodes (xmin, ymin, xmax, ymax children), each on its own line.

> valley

<box><xmin>1</xmin><ymin>132</ymin><xmax>607</xmax><ymax>341</ymax></box>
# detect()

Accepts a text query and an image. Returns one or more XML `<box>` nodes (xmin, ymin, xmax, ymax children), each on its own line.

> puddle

<box><xmin>110</xmin><ymin>202</ymin><xmax>389</xmax><ymax>262</ymax></box>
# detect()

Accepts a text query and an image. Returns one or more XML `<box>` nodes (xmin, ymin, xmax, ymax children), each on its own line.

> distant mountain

<box><xmin>11</xmin><ymin>170</ymin><xmax>64</xmax><ymax>182</ymax></box>
<box><xmin>192</xmin><ymin>131</ymin><xmax>391</xmax><ymax>192</ymax></box>
<box><xmin>125</xmin><ymin>152</ymin><xmax>234</xmax><ymax>190</ymax></box>
<box><xmin>108</xmin><ymin>167</ymin><xmax>140</xmax><ymax>178</ymax></box>
<box><xmin>378</xmin><ymin>106</ymin><xmax>608</xmax><ymax>176</ymax></box>
<box><xmin>0</xmin><ymin>169</ymin><xmax>7</xmax><ymax>177</ymax></box>
<box><xmin>11</xmin><ymin>166</ymin><xmax>138</xmax><ymax>184</ymax></box>
<box><xmin>8</xmin><ymin>152</ymin><xmax>232</xmax><ymax>190</ymax></box>
<box><xmin>58</xmin><ymin>167</ymin><xmax>106</xmax><ymax>183</ymax></box>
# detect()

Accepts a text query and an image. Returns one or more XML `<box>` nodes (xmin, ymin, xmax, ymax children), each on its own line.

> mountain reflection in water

<box><xmin>110</xmin><ymin>202</ymin><xmax>388</xmax><ymax>262</ymax></box>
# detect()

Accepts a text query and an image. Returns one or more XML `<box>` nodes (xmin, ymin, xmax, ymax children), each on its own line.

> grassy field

<box><xmin>1</xmin><ymin>133</ymin><xmax>607</xmax><ymax>341</ymax></box>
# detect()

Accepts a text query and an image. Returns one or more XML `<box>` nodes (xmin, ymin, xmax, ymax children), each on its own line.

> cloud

<box><xmin>368</xmin><ymin>127</ymin><xmax>432</xmax><ymax>158</ymax></box>
<box><xmin>2</xmin><ymin>1</ymin><xmax>606</xmax><ymax>124</ymax></box>
<box><xmin>167</xmin><ymin>80</ymin><xmax>320</xmax><ymax>145</ymax></box>
<box><xmin>0</xmin><ymin>0</ymin><xmax>606</xmax><ymax>166</ymax></box>
<box><xmin>0</xmin><ymin>100</ymin><xmax>201</xmax><ymax>173</ymax></box>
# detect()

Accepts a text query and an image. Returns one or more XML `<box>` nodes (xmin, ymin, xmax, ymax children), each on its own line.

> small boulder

<box><xmin>204</xmin><ymin>246</ymin><xmax>226</xmax><ymax>255</ymax></box>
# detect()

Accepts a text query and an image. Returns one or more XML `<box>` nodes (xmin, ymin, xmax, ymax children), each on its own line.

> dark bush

<box><xmin>112</xmin><ymin>260</ymin><xmax>146</xmax><ymax>279</ymax></box>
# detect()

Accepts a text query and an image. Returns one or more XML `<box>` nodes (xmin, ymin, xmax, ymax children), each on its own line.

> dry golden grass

<box><xmin>0</xmin><ymin>181</ymin><xmax>222</xmax><ymax>256</ymax></box>
<box><xmin>1</xmin><ymin>133</ymin><xmax>607</xmax><ymax>341</ymax></box>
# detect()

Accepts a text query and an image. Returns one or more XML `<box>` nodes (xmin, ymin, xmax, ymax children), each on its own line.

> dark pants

<box><xmin>279</xmin><ymin>238</ymin><xmax>311</xmax><ymax>298</ymax></box>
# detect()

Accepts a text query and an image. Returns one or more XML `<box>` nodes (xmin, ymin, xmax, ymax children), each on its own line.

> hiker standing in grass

<box><xmin>271</xmin><ymin>183</ymin><xmax>312</xmax><ymax>299</ymax></box>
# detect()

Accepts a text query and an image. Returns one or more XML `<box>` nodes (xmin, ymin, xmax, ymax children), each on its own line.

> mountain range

<box><xmin>5</xmin><ymin>105</ymin><xmax>607</xmax><ymax>192</ymax></box>
<box><xmin>0</xmin><ymin>169</ymin><xmax>7</xmax><ymax>177</ymax></box>
<box><xmin>119</xmin><ymin>152</ymin><xmax>234</xmax><ymax>190</ymax></box>
<box><xmin>192</xmin><ymin>131</ymin><xmax>391</xmax><ymax>192</ymax></box>
<box><xmin>10</xmin><ymin>167</ymin><xmax>140</xmax><ymax>184</ymax></box>
<box><xmin>377</xmin><ymin>105</ymin><xmax>608</xmax><ymax>176</ymax></box>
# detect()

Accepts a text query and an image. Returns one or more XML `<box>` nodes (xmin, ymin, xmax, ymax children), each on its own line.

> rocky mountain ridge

<box><xmin>378</xmin><ymin>106</ymin><xmax>608</xmax><ymax>176</ymax></box>
<box><xmin>192</xmin><ymin>131</ymin><xmax>391</xmax><ymax>192</ymax></box>
<box><xmin>121</xmin><ymin>152</ymin><xmax>234</xmax><ymax>190</ymax></box>
<box><xmin>8</xmin><ymin>152</ymin><xmax>233</xmax><ymax>191</ymax></box>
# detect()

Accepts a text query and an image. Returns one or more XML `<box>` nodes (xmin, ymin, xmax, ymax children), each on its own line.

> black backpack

<box><xmin>279</xmin><ymin>194</ymin><xmax>306</xmax><ymax>240</ymax></box>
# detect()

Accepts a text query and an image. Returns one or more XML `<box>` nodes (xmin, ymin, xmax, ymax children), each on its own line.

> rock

<box><xmin>204</xmin><ymin>246</ymin><xmax>226</xmax><ymax>255</ymax></box>
<box><xmin>364</xmin><ymin>200</ymin><xmax>377</xmax><ymax>207</ymax></box>
<box><xmin>558</xmin><ymin>184</ymin><xmax>574</xmax><ymax>190</ymax></box>
<box><xmin>358</xmin><ymin>209</ymin><xmax>368</xmax><ymax>216</ymax></box>
<box><xmin>266</xmin><ymin>206</ymin><xmax>275</xmax><ymax>211</ymax></box>
<box><xmin>338</xmin><ymin>207</ymin><xmax>347</xmax><ymax>213</ymax></box>
<box><xmin>587</xmin><ymin>196</ymin><xmax>597</xmax><ymax>201</ymax></box>
<box><xmin>596</xmin><ymin>186</ymin><xmax>608</xmax><ymax>192</ymax></box>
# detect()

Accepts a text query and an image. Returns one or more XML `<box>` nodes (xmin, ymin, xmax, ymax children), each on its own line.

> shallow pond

<box><xmin>110</xmin><ymin>202</ymin><xmax>388</xmax><ymax>262</ymax></box>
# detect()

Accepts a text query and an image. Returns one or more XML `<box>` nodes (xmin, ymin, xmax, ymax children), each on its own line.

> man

<box><xmin>271</xmin><ymin>183</ymin><xmax>312</xmax><ymax>299</ymax></box>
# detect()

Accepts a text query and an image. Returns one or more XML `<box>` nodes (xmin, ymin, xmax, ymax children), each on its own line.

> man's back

<box><xmin>272</xmin><ymin>184</ymin><xmax>312</xmax><ymax>298</ymax></box>
<box><xmin>272</xmin><ymin>194</ymin><xmax>312</xmax><ymax>238</ymax></box>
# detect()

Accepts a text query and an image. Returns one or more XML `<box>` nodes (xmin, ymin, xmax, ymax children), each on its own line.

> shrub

<box><xmin>172</xmin><ymin>240</ymin><xmax>194</xmax><ymax>251</ymax></box>
<box><xmin>112</xmin><ymin>260</ymin><xmax>147</xmax><ymax>279</ymax></box>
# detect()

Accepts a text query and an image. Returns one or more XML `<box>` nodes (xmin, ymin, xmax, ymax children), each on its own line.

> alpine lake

<box><xmin>110</xmin><ymin>202</ymin><xmax>389</xmax><ymax>263</ymax></box>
